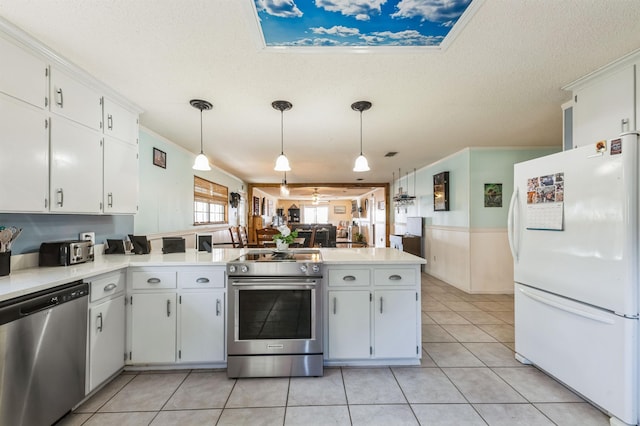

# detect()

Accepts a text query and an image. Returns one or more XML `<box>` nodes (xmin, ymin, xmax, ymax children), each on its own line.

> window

<box><xmin>194</xmin><ymin>176</ymin><xmax>228</xmax><ymax>224</ymax></box>
<box><xmin>303</xmin><ymin>205</ymin><xmax>329</xmax><ymax>224</ymax></box>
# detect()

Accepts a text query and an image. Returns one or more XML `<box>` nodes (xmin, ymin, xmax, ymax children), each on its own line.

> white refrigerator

<box><xmin>508</xmin><ymin>132</ymin><xmax>639</xmax><ymax>426</ymax></box>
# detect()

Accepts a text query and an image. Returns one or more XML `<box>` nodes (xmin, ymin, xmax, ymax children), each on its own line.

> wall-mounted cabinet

<box><xmin>564</xmin><ymin>51</ymin><xmax>639</xmax><ymax>147</ymax></box>
<box><xmin>0</xmin><ymin>94</ymin><xmax>49</xmax><ymax>212</ymax></box>
<box><xmin>0</xmin><ymin>23</ymin><xmax>140</xmax><ymax>215</ymax></box>
<box><xmin>49</xmin><ymin>117</ymin><xmax>103</xmax><ymax>213</ymax></box>
<box><xmin>0</xmin><ymin>35</ymin><xmax>47</xmax><ymax>108</ymax></box>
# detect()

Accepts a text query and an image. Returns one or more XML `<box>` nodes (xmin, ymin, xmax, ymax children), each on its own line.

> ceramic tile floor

<box><xmin>58</xmin><ymin>274</ymin><xmax>610</xmax><ymax>425</ymax></box>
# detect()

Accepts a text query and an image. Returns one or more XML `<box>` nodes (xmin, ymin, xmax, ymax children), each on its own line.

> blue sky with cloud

<box><xmin>254</xmin><ymin>0</ymin><xmax>472</xmax><ymax>47</ymax></box>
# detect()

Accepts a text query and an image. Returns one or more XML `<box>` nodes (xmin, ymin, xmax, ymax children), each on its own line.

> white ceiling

<box><xmin>2</xmin><ymin>1</ymin><xmax>640</xmax><ymax>188</ymax></box>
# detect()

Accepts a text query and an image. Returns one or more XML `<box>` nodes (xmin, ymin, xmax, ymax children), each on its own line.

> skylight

<box><xmin>253</xmin><ymin>0</ymin><xmax>475</xmax><ymax>48</ymax></box>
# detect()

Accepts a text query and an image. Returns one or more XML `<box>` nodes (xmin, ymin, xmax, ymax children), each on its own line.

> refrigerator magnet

<box><xmin>610</xmin><ymin>138</ymin><xmax>622</xmax><ymax>155</ymax></box>
<box><xmin>596</xmin><ymin>140</ymin><xmax>607</xmax><ymax>152</ymax></box>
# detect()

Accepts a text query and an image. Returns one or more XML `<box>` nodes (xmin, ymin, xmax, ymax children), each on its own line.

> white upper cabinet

<box><xmin>0</xmin><ymin>94</ymin><xmax>48</xmax><ymax>212</ymax></box>
<box><xmin>49</xmin><ymin>117</ymin><xmax>103</xmax><ymax>213</ymax></box>
<box><xmin>564</xmin><ymin>50</ymin><xmax>640</xmax><ymax>148</ymax></box>
<box><xmin>0</xmin><ymin>36</ymin><xmax>47</xmax><ymax>108</ymax></box>
<box><xmin>50</xmin><ymin>67</ymin><xmax>103</xmax><ymax>131</ymax></box>
<box><xmin>104</xmin><ymin>136</ymin><xmax>138</xmax><ymax>214</ymax></box>
<box><xmin>103</xmin><ymin>97</ymin><xmax>138</xmax><ymax>144</ymax></box>
<box><xmin>572</xmin><ymin>65</ymin><xmax>635</xmax><ymax>146</ymax></box>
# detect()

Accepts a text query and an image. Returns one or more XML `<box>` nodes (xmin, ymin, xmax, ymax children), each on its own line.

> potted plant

<box><xmin>273</xmin><ymin>225</ymin><xmax>298</xmax><ymax>251</ymax></box>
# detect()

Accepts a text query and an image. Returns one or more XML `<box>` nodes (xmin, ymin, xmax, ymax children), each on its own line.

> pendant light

<box><xmin>280</xmin><ymin>171</ymin><xmax>290</xmax><ymax>196</ymax></box>
<box><xmin>272</xmin><ymin>100</ymin><xmax>292</xmax><ymax>171</ymax></box>
<box><xmin>351</xmin><ymin>101</ymin><xmax>372</xmax><ymax>172</ymax></box>
<box><xmin>190</xmin><ymin>99</ymin><xmax>213</xmax><ymax>171</ymax></box>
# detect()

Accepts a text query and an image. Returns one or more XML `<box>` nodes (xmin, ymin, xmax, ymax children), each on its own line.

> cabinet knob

<box><xmin>389</xmin><ymin>274</ymin><xmax>402</xmax><ymax>281</ymax></box>
<box><xmin>147</xmin><ymin>277</ymin><xmax>161</xmax><ymax>284</ymax></box>
<box><xmin>196</xmin><ymin>277</ymin><xmax>210</xmax><ymax>283</ymax></box>
<box><xmin>343</xmin><ymin>275</ymin><xmax>356</xmax><ymax>281</ymax></box>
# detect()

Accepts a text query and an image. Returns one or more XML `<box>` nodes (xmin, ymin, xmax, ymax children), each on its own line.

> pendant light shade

<box><xmin>351</xmin><ymin>101</ymin><xmax>372</xmax><ymax>172</ymax></box>
<box><xmin>272</xmin><ymin>100</ymin><xmax>292</xmax><ymax>172</ymax></box>
<box><xmin>190</xmin><ymin>99</ymin><xmax>213</xmax><ymax>171</ymax></box>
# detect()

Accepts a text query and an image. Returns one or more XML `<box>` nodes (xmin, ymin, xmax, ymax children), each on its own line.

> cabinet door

<box><xmin>179</xmin><ymin>291</ymin><xmax>225</xmax><ymax>363</ymax></box>
<box><xmin>130</xmin><ymin>293</ymin><xmax>176</xmax><ymax>364</ymax></box>
<box><xmin>374</xmin><ymin>290</ymin><xmax>418</xmax><ymax>359</ymax></box>
<box><xmin>0</xmin><ymin>94</ymin><xmax>48</xmax><ymax>212</ymax></box>
<box><xmin>49</xmin><ymin>117</ymin><xmax>103</xmax><ymax>213</ymax></box>
<box><xmin>104</xmin><ymin>136</ymin><xmax>138</xmax><ymax>214</ymax></box>
<box><xmin>573</xmin><ymin>65</ymin><xmax>635</xmax><ymax>146</ymax></box>
<box><xmin>0</xmin><ymin>37</ymin><xmax>47</xmax><ymax>108</ymax></box>
<box><xmin>88</xmin><ymin>295</ymin><xmax>125</xmax><ymax>393</ymax></box>
<box><xmin>103</xmin><ymin>98</ymin><xmax>138</xmax><ymax>144</ymax></box>
<box><xmin>50</xmin><ymin>67</ymin><xmax>102</xmax><ymax>130</ymax></box>
<box><xmin>328</xmin><ymin>290</ymin><xmax>370</xmax><ymax>359</ymax></box>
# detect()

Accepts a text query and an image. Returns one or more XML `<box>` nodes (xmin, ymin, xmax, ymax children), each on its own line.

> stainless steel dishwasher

<box><xmin>0</xmin><ymin>280</ymin><xmax>89</xmax><ymax>426</ymax></box>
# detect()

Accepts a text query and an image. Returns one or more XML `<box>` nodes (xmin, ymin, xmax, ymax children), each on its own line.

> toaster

<box><xmin>39</xmin><ymin>240</ymin><xmax>94</xmax><ymax>266</ymax></box>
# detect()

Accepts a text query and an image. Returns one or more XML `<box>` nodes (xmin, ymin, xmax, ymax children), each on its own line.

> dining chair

<box><xmin>255</xmin><ymin>228</ymin><xmax>279</xmax><ymax>247</ymax></box>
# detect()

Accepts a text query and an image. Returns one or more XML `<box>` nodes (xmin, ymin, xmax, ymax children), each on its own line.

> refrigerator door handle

<box><xmin>519</xmin><ymin>286</ymin><xmax>615</xmax><ymax>325</ymax></box>
<box><xmin>507</xmin><ymin>187</ymin><xmax>520</xmax><ymax>261</ymax></box>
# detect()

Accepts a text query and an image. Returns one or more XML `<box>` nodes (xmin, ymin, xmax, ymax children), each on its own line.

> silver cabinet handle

<box><xmin>333</xmin><ymin>297</ymin><xmax>337</xmax><ymax>314</ymax></box>
<box><xmin>56</xmin><ymin>188</ymin><xmax>64</xmax><ymax>207</ymax></box>
<box><xmin>621</xmin><ymin>118</ymin><xmax>630</xmax><ymax>132</ymax></box>
<box><xmin>56</xmin><ymin>88</ymin><xmax>63</xmax><ymax>107</ymax></box>
<box><xmin>389</xmin><ymin>274</ymin><xmax>402</xmax><ymax>281</ymax></box>
<box><xmin>196</xmin><ymin>277</ymin><xmax>210</xmax><ymax>283</ymax></box>
<box><xmin>167</xmin><ymin>299</ymin><xmax>171</xmax><ymax>317</ymax></box>
<box><xmin>97</xmin><ymin>312</ymin><xmax>103</xmax><ymax>332</ymax></box>
<box><xmin>107</xmin><ymin>114</ymin><xmax>113</xmax><ymax>130</ymax></box>
<box><xmin>107</xmin><ymin>192</ymin><xmax>113</xmax><ymax>208</ymax></box>
<box><xmin>104</xmin><ymin>283</ymin><xmax>117</xmax><ymax>292</ymax></box>
<box><xmin>147</xmin><ymin>278</ymin><xmax>161</xmax><ymax>284</ymax></box>
<box><xmin>343</xmin><ymin>275</ymin><xmax>356</xmax><ymax>281</ymax></box>
<box><xmin>216</xmin><ymin>299</ymin><xmax>221</xmax><ymax>316</ymax></box>
<box><xmin>380</xmin><ymin>297</ymin><xmax>384</xmax><ymax>314</ymax></box>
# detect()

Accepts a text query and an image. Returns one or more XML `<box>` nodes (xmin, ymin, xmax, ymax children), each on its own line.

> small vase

<box><xmin>276</xmin><ymin>240</ymin><xmax>289</xmax><ymax>251</ymax></box>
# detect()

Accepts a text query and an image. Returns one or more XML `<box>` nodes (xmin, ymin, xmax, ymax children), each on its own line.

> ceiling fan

<box><xmin>311</xmin><ymin>188</ymin><xmax>328</xmax><ymax>205</ymax></box>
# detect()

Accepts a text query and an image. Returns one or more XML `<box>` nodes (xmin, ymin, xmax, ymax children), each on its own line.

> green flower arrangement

<box><xmin>273</xmin><ymin>225</ymin><xmax>298</xmax><ymax>244</ymax></box>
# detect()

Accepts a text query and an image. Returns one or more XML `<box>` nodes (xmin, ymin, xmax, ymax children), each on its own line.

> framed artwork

<box><xmin>252</xmin><ymin>196</ymin><xmax>260</xmax><ymax>216</ymax></box>
<box><xmin>377</xmin><ymin>201</ymin><xmax>385</xmax><ymax>210</ymax></box>
<box><xmin>153</xmin><ymin>148</ymin><xmax>166</xmax><ymax>168</ymax></box>
<box><xmin>334</xmin><ymin>205</ymin><xmax>346</xmax><ymax>214</ymax></box>
<box><xmin>484</xmin><ymin>183</ymin><xmax>503</xmax><ymax>207</ymax></box>
<box><xmin>433</xmin><ymin>171</ymin><xmax>450</xmax><ymax>211</ymax></box>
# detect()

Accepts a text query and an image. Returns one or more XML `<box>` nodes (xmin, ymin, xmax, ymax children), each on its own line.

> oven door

<box><xmin>227</xmin><ymin>277</ymin><xmax>322</xmax><ymax>356</ymax></box>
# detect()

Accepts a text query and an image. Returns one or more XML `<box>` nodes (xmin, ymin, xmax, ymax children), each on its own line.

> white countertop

<box><xmin>0</xmin><ymin>248</ymin><xmax>424</xmax><ymax>302</ymax></box>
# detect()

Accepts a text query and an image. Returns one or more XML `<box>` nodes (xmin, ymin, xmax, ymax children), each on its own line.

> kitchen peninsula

<box><xmin>0</xmin><ymin>247</ymin><xmax>424</xmax><ymax>396</ymax></box>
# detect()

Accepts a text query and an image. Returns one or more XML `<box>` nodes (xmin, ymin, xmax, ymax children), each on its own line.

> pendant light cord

<box><xmin>199</xmin><ymin>108</ymin><xmax>204</xmax><ymax>154</ymax></box>
<box><xmin>359</xmin><ymin>110</ymin><xmax>364</xmax><ymax>155</ymax></box>
<box><xmin>280</xmin><ymin>110</ymin><xmax>285</xmax><ymax>155</ymax></box>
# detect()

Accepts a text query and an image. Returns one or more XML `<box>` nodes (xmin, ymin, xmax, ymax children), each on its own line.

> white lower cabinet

<box><xmin>326</xmin><ymin>265</ymin><xmax>421</xmax><ymax>362</ymax></box>
<box><xmin>87</xmin><ymin>270</ymin><xmax>126</xmax><ymax>394</ymax></box>
<box><xmin>130</xmin><ymin>292</ymin><xmax>177</xmax><ymax>364</ymax></box>
<box><xmin>88</xmin><ymin>295</ymin><xmax>125</xmax><ymax>392</ymax></box>
<box><xmin>179</xmin><ymin>291</ymin><xmax>225</xmax><ymax>363</ymax></box>
<box><xmin>328</xmin><ymin>290</ymin><xmax>370</xmax><ymax>359</ymax></box>
<box><xmin>373</xmin><ymin>290</ymin><xmax>418</xmax><ymax>359</ymax></box>
<box><xmin>127</xmin><ymin>266</ymin><xmax>226</xmax><ymax>365</ymax></box>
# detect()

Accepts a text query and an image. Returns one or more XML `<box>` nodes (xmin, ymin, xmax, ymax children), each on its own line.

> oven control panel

<box><xmin>227</xmin><ymin>262</ymin><xmax>323</xmax><ymax>277</ymax></box>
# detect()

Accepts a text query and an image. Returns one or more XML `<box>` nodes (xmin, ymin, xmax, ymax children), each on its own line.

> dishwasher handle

<box><xmin>0</xmin><ymin>280</ymin><xmax>88</xmax><ymax>326</ymax></box>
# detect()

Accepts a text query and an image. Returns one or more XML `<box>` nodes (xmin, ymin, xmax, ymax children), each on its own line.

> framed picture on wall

<box><xmin>484</xmin><ymin>183</ymin><xmax>503</xmax><ymax>207</ymax></box>
<box><xmin>433</xmin><ymin>171</ymin><xmax>450</xmax><ymax>211</ymax></box>
<box><xmin>334</xmin><ymin>205</ymin><xmax>346</xmax><ymax>214</ymax></box>
<box><xmin>252</xmin><ymin>196</ymin><xmax>260</xmax><ymax>216</ymax></box>
<box><xmin>153</xmin><ymin>148</ymin><xmax>166</xmax><ymax>168</ymax></box>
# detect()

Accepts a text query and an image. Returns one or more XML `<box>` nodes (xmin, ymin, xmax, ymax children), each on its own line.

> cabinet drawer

<box><xmin>374</xmin><ymin>268</ymin><xmax>416</xmax><ymax>286</ymax></box>
<box><xmin>131</xmin><ymin>270</ymin><xmax>177</xmax><ymax>289</ymax></box>
<box><xmin>328</xmin><ymin>269</ymin><xmax>370</xmax><ymax>287</ymax></box>
<box><xmin>179</xmin><ymin>268</ymin><xmax>225</xmax><ymax>289</ymax></box>
<box><xmin>89</xmin><ymin>270</ymin><xmax>126</xmax><ymax>302</ymax></box>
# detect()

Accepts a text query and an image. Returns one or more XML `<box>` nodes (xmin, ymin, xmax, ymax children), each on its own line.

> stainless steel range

<box><xmin>227</xmin><ymin>249</ymin><xmax>323</xmax><ymax>378</ymax></box>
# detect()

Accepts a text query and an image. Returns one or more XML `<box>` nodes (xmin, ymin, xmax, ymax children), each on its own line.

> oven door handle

<box><xmin>231</xmin><ymin>279</ymin><xmax>318</xmax><ymax>288</ymax></box>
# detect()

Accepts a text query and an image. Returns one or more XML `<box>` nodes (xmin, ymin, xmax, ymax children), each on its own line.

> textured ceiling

<box><xmin>1</xmin><ymin>0</ymin><xmax>640</xmax><ymax>190</ymax></box>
